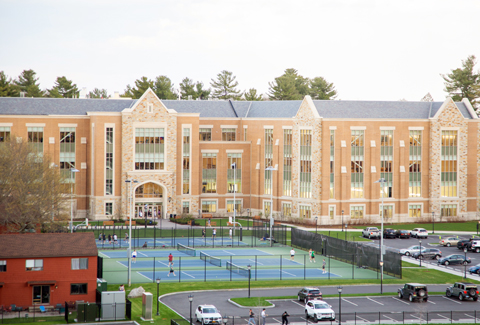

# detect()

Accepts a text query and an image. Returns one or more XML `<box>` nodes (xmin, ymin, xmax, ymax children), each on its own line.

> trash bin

<box><xmin>97</xmin><ymin>278</ymin><xmax>107</xmax><ymax>292</ymax></box>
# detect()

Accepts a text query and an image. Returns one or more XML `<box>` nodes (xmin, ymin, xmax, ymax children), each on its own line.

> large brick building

<box><xmin>0</xmin><ymin>89</ymin><xmax>479</xmax><ymax>225</ymax></box>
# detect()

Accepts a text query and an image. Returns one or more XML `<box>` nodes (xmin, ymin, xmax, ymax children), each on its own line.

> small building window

<box><xmin>201</xmin><ymin>200</ymin><xmax>217</xmax><ymax>213</ymax></box>
<box><xmin>409</xmin><ymin>205</ymin><xmax>422</xmax><ymax>218</ymax></box>
<box><xmin>72</xmin><ymin>258</ymin><xmax>89</xmax><ymax>270</ymax></box>
<box><xmin>222</xmin><ymin>128</ymin><xmax>236</xmax><ymax>141</ymax></box>
<box><xmin>71</xmin><ymin>283</ymin><xmax>88</xmax><ymax>295</ymax></box>
<box><xmin>26</xmin><ymin>259</ymin><xmax>43</xmax><ymax>271</ymax></box>
<box><xmin>0</xmin><ymin>260</ymin><xmax>6</xmax><ymax>272</ymax></box>
<box><xmin>199</xmin><ymin>128</ymin><xmax>212</xmax><ymax>141</ymax></box>
<box><xmin>105</xmin><ymin>202</ymin><xmax>113</xmax><ymax>216</ymax></box>
<box><xmin>182</xmin><ymin>201</ymin><xmax>190</xmax><ymax>214</ymax></box>
<box><xmin>350</xmin><ymin>206</ymin><xmax>364</xmax><ymax>219</ymax></box>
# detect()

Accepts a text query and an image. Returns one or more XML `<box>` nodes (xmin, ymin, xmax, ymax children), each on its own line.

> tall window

<box><xmin>199</xmin><ymin>128</ymin><xmax>211</xmax><ymax>141</ymax></box>
<box><xmin>350</xmin><ymin>206</ymin><xmax>364</xmax><ymax>218</ymax></box>
<box><xmin>244</xmin><ymin>128</ymin><xmax>247</xmax><ymax>141</ymax></box>
<box><xmin>381</xmin><ymin>205</ymin><xmax>393</xmax><ymax>219</ymax></box>
<box><xmin>60</xmin><ymin>127</ymin><xmax>76</xmax><ymax>183</ymax></box>
<box><xmin>283</xmin><ymin>129</ymin><xmax>292</xmax><ymax>196</ymax></box>
<box><xmin>227</xmin><ymin>200</ymin><xmax>241</xmax><ymax>213</ymax></box>
<box><xmin>330</xmin><ymin>130</ymin><xmax>335</xmax><ymax>199</ymax></box>
<box><xmin>282</xmin><ymin>203</ymin><xmax>292</xmax><ymax>217</ymax></box>
<box><xmin>441</xmin><ymin>204</ymin><xmax>457</xmax><ymax>217</ymax></box>
<box><xmin>265</xmin><ymin>129</ymin><xmax>273</xmax><ymax>194</ymax></box>
<box><xmin>202</xmin><ymin>153</ymin><xmax>217</xmax><ymax>193</ymax></box>
<box><xmin>135</xmin><ymin>128</ymin><xmax>164</xmax><ymax>170</ymax></box>
<box><xmin>264</xmin><ymin>201</ymin><xmax>271</xmax><ymax>217</ymax></box>
<box><xmin>0</xmin><ymin>126</ymin><xmax>10</xmax><ymax>142</ymax></box>
<box><xmin>409</xmin><ymin>130</ymin><xmax>422</xmax><ymax>197</ymax></box>
<box><xmin>380</xmin><ymin>130</ymin><xmax>393</xmax><ymax>197</ymax></box>
<box><xmin>329</xmin><ymin>206</ymin><xmax>335</xmax><ymax>219</ymax></box>
<box><xmin>105</xmin><ymin>202</ymin><xmax>113</xmax><ymax>216</ymax></box>
<box><xmin>183</xmin><ymin>128</ymin><xmax>190</xmax><ymax>194</ymax></box>
<box><xmin>182</xmin><ymin>201</ymin><xmax>190</xmax><ymax>214</ymax></box>
<box><xmin>409</xmin><ymin>205</ymin><xmax>422</xmax><ymax>218</ymax></box>
<box><xmin>227</xmin><ymin>153</ymin><xmax>241</xmax><ymax>193</ymax></box>
<box><xmin>351</xmin><ymin>130</ymin><xmax>364</xmax><ymax>198</ymax></box>
<box><xmin>300</xmin><ymin>130</ymin><xmax>312</xmax><ymax>199</ymax></box>
<box><xmin>28</xmin><ymin>127</ymin><xmax>43</xmax><ymax>155</ymax></box>
<box><xmin>0</xmin><ymin>260</ymin><xmax>6</xmax><ymax>272</ymax></box>
<box><xmin>299</xmin><ymin>205</ymin><xmax>311</xmax><ymax>218</ymax></box>
<box><xmin>105</xmin><ymin>127</ymin><xmax>113</xmax><ymax>195</ymax></box>
<box><xmin>441</xmin><ymin>130</ymin><xmax>457</xmax><ymax>197</ymax></box>
<box><xmin>222</xmin><ymin>128</ymin><xmax>236</xmax><ymax>141</ymax></box>
<box><xmin>201</xmin><ymin>200</ymin><xmax>217</xmax><ymax>213</ymax></box>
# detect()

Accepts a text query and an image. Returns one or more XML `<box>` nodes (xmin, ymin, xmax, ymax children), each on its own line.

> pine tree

<box><xmin>309</xmin><ymin>76</ymin><xmax>337</xmax><ymax>100</ymax></box>
<box><xmin>14</xmin><ymin>69</ymin><xmax>44</xmax><ymax>97</ymax></box>
<box><xmin>131</xmin><ymin>77</ymin><xmax>154</xmax><ymax>99</ymax></box>
<box><xmin>179</xmin><ymin>77</ymin><xmax>196</xmax><ymax>99</ymax></box>
<box><xmin>195</xmin><ymin>82</ymin><xmax>211</xmax><ymax>100</ymax></box>
<box><xmin>244</xmin><ymin>88</ymin><xmax>263</xmax><ymax>101</ymax></box>
<box><xmin>48</xmin><ymin>76</ymin><xmax>78</xmax><ymax>98</ymax></box>
<box><xmin>0</xmin><ymin>71</ymin><xmax>19</xmax><ymax>97</ymax></box>
<box><xmin>210</xmin><ymin>70</ymin><xmax>242</xmax><ymax>100</ymax></box>
<box><xmin>154</xmin><ymin>76</ymin><xmax>177</xmax><ymax>100</ymax></box>
<box><xmin>88</xmin><ymin>88</ymin><xmax>108</xmax><ymax>99</ymax></box>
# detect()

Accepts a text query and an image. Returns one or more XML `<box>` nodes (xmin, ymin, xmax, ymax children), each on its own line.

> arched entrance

<box><xmin>134</xmin><ymin>182</ymin><xmax>164</xmax><ymax>219</ymax></box>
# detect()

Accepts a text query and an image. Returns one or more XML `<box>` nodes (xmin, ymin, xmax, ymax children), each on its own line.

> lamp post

<box><xmin>125</xmin><ymin>178</ymin><xmax>138</xmax><ymax>286</ymax></box>
<box><xmin>70</xmin><ymin>168</ymin><xmax>79</xmax><ymax>233</ymax></box>
<box><xmin>375</xmin><ymin>178</ymin><xmax>386</xmax><ymax>294</ymax></box>
<box><xmin>314</xmin><ymin>216</ymin><xmax>318</xmax><ymax>234</ymax></box>
<box><xmin>419</xmin><ymin>240</ymin><xmax>422</xmax><ymax>268</ymax></box>
<box><xmin>156</xmin><ymin>278</ymin><xmax>160</xmax><ymax>316</ymax></box>
<box><xmin>341</xmin><ymin>210</ymin><xmax>344</xmax><ymax>232</ymax></box>
<box><xmin>337</xmin><ymin>286</ymin><xmax>342</xmax><ymax>324</ymax></box>
<box><xmin>188</xmin><ymin>294</ymin><xmax>193</xmax><ymax>325</ymax></box>
<box><xmin>345</xmin><ymin>224</ymin><xmax>348</xmax><ymax>241</ymax></box>
<box><xmin>266</xmin><ymin>166</ymin><xmax>275</xmax><ymax>247</ymax></box>
<box><xmin>464</xmin><ymin>247</ymin><xmax>468</xmax><ymax>279</ymax></box>
<box><xmin>247</xmin><ymin>264</ymin><xmax>251</xmax><ymax>298</ymax></box>
<box><xmin>232</xmin><ymin>162</ymin><xmax>236</xmax><ymax>237</ymax></box>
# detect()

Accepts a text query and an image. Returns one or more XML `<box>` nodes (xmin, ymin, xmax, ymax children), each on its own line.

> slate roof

<box><xmin>0</xmin><ymin>232</ymin><xmax>98</xmax><ymax>259</ymax></box>
<box><xmin>0</xmin><ymin>97</ymin><xmax>476</xmax><ymax>119</ymax></box>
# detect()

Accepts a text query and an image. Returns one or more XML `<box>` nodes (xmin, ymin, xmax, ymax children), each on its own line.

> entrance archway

<box><xmin>133</xmin><ymin>182</ymin><xmax>165</xmax><ymax>219</ymax></box>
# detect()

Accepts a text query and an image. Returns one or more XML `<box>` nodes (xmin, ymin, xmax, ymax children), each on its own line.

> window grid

<box><xmin>283</xmin><ymin>129</ymin><xmax>292</xmax><ymax>196</ymax></box>
<box><xmin>105</xmin><ymin>127</ymin><xmax>113</xmax><ymax>195</ymax></box>
<box><xmin>227</xmin><ymin>200</ymin><xmax>242</xmax><ymax>213</ymax></box>
<box><xmin>409</xmin><ymin>130</ymin><xmax>422</xmax><ymax>197</ymax></box>
<box><xmin>71</xmin><ymin>258</ymin><xmax>88</xmax><ymax>270</ymax></box>
<box><xmin>329</xmin><ymin>206</ymin><xmax>335</xmax><ymax>219</ymax></box>
<box><xmin>199</xmin><ymin>128</ymin><xmax>211</xmax><ymax>141</ymax></box>
<box><xmin>60</xmin><ymin>127</ymin><xmax>76</xmax><ymax>184</ymax></box>
<box><xmin>227</xmin><ymin>153</ymin><xmax>242</xmax><ymax>193</ymax></box>
<box><xmin>105</xmin><ymin>202</ymin><xmax>113</xmax><ymax>216</ymax></box>
<box><xmin>350</xmin><ymin>206</ymin><xmax>364</xmax><ymax>219</ymax></box>
<box><xmin>441</xmin><ymin>204</ymin><xmax>457</xmax><ymax>217</ymax></box>
<box><xmin>330</xmin><ymin>130</ymin><xmax>335</xmax><ymax>199</ymax></box>
<box><xmin>264</xmin><ymin>201</ymin><xmax>271</xmax><ymax>217</ymax></box>
<box><xmin>351</xmin><ymin>130</ymin><xmax>364</xmax><ymax>198</ymax></box>
<box><xmin>183</xmin><ymin>128</ymin><xmax>190</xmax><ymax>194</ymax></box>
<box><xmin>380</xmin><ymin>205</ymin><xmax>393</xmax><ymax>219</ymax></box>
<box><xmin>222</xmin><ymin>128</ymin><xmax>236</xmax><ymax>141</ymax></box>
<box><xmin>300</xmin><ymin>130</ymin><xmax>312</xmax><ymax>199</ymax></box>
<box><xmin>26</xmin><ymin>259</ymin><xmax>43</xmax><ymax>271</ymax></box>
<box><xmin>265</xmin><ymin>129</ymin><xmax>273</xmax><ymax>194</ymax></box>
<box><xmin>282</xmin><ymin>203</ymin><xmax>292</xmax><ymax>217</ymax></box>
<box><xmin>182</xmin><ymin>201</ymin><xmax>190</xmax><ymax>214</ymax></box>
<box><xmin>135</xmin><ymin>128</ymin><xmax>165</xmax><ymax>170</ymax></box>
<box><xmin>380</xmin><ymin>130</ymin><xmax>393</xmax><ymax>198</ymax></box>
<box><xmin>409</xmin><ymin>205</ymin><xmax>422</xmax><ymax>218</ymax></box>
<box><xmin>441</xmin><ymin>130</ymin><xmax>457</xmax><ymax>197</ymax></box>
<box><xmin>28</xmin><ymin>127</ymin><xmax>43</xmax><ymax>155</ymax></box>
<box><xmin>0</xmin><ymin>126</ymin><xmax>10</xmax><ymax>142</ymax></box>
<box><xmin>299</xmin><ymin>205</ymin><xmax>311</xmax><ymax>218</ymax></box>
<box><xmin>202</xmin><ymin>153</ymin><xmax>217</xmax><ymax>193</ymax></box>
<box><xmin>201</xmin><ymin>200</ymin><xmax>217</xmax><ymax>213</ymax></box>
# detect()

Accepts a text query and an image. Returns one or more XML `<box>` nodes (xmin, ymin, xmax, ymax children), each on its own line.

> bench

<box><xmin>253</xmin><ymin>215</ymin><xmax>262</xmax><ymax>220</ymax></box>
<box><xmin>125</xmin><ymin>221</ymin><xmax>136</xmax><ymax>225</ymax></box>
<box><xmin>202</xmin><ymin>214</ymin><xmax>213</xmax><ymax>219</ymax></box>
<box><xmin>210</xmin><ymin>221</ymin><xmax>217</xmax><ymax>227</ymax></box>
<box><xmin>29</xmin><ymin>306</ymin><xmax>54</xmax><ymax>313</ymax></box>
<box><xmin>103</xmin><ymin>221</ymin><xmax>114</xmax><ymax>226</ymax></box>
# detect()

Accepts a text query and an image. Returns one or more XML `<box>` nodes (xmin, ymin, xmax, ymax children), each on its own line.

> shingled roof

<box><xmin>0</xmin><ymin>232</ymin><xmax>98</xmax><ymax>259</ymax></box>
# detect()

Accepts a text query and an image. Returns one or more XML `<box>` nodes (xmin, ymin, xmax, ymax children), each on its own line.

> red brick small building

<box><xmin>0</xmin><ymin>233</ymin><xmax>98</xmax><ymax>309</ymax></box>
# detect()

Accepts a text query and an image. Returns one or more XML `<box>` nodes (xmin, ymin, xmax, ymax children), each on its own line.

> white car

<box><xmin>411</xmin><ymin>228</ymin><xmax>428</xmax><ymax>239</ymax></box>
<box><xmin>195</xmin><ymin>305</ymin><xmax>222</xmax><ymax>324</ymax></box>
<box><xmin>399</xmin><ymin>245</ymin><xmax>426</xmax><ymax>256</ymax></box>
<box><xmin>305</xmin><ymin>299</ymin><xmax>335</xmax><ymax>321</ymax></box>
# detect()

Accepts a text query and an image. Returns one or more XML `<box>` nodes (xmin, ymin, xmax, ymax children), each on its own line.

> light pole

<box><xmin>232</xmin><ymin>162</ymin><xmax>236</xmax><ymax>237</ymax></box>
<box><xmin>223</xmin><ymin>315</ymin><xmax>228</xmax><ymax>325</ymax></box>
<box><xmin>464</xmin><ymin>247</ymin><xmax>468</xmax><ymax>279</ymax></box>
<box><xmin>70</xmin><ymin>168</ymin><xmax>79</xmax><ymax>233</ymax></box>
<box><xmin>247</xmin><ymin>264</ymin><xmax>251</xmax><ymax>298</ymax></box>
<box><xmin>375</xmin><ymin>178</ymin><xmax>386</xmax><ymax>294</ymax></box>
<box><xmin>419</xmin><ymin>240</ymin><xmax>422</xmax><ymax>267</ymax></box>
<box><xmin>337</xmin><ymin>286</ymin><xmax>342</xmax><ymax>324</ymax></box>
<box><xmin>345</xmin><ymin>224</ymin><xmax>348</xmax><ymax>241</ymax></box>
<box><xmin>266</xmin><ymin>166</ymin><xmax>275</xmax><ymax>247</ymax></box>
<box><xmin>125</xmin><ymin>178</ymin><xmax>138</xmax><ymax>286</ymax></box>
<box><xmin>156</xmin><ymin>278</ymin><xmax>160</xmax><ymax>316</ymax></box>
<box><xmin>188</xmin><ymin>294</ymin><xmax>193</xmax><ymax>325</ymax></box>
<box><xmin>314</xmin><ymin>216</ymin><xmax>318</xmax><ymax>234</ymax></box>
<box><xmin>432</xmin><ymin>212</ymin><xmax>435</xmax><ymax>234</ymax></box>
<box><xmin>341</xmin><ymin>210</ymin><xmax>344</xmax><ymax>232</ymax></box>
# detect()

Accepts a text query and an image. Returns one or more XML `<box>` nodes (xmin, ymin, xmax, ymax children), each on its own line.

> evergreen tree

<box><xmin>0</xmin><ymin>71</ymin><xmax>19</xmax><ymax>97</ymax></box>
<box><xmin>195</xmin><ymin>82</ymin><xmax>211</xmax><ymax>100</ymax></box>
<box><xmin>442</xmin><ymin>55</ymin><xmax>480</xmax><ymax>111</ymax></box>
<box><xmin>121</xmin><ymin>84</ymin><xmax>135</xmax><ymax>98</ymax></box>
<box><xmin>179</xmin><ymin>77</ymin><xmax>197</xmax><ymax>99</ymax></box>
<box><xmin>154</xmin><ymin>76</ymin><xmax>177</xmax><ymax>100</ymax></box>
<box><xmin>48</xmin><ymin>76</ymin><xmax>78</xmax><ymax>98</ymax></box>
<box><xmin>309</xmin><ymin>76</ymin><xmax>337</xmax><ymax>100</ymax></box>
<box><xmin>210</xmin><ymin>70</ymin><xmax>242</xmax><ymax>100</ymax></box>
<box><xmin>14</xmin><ymin>69</ymin><xmax>44</xmax><ymax>97</ymax></box>
<box><xmin>244</xmin><ymin>88</ymin><xmax>263</xmax><ymax>101</ymax></box>
<box><xmin>268</xmin><ymin>72</ymin><xmax>303</xmax><ymax>100</ymax></box>
<box><xmin>131</xmin><ymin>77</ymin><xmax>154</xmax><ymax>99</ymax></box>
<box><xmin>88</xmin><ymin>88</ymin><xmax>108</xmax><ymax>99</ymax></box>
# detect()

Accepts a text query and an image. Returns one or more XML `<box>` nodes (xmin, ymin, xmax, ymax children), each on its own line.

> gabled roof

<box><xmin>0</xmin><ymin>232</ymin><xmax>98</xmax><ymax>259</ymax></box>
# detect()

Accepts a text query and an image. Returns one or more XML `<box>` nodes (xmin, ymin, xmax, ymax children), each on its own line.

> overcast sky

<box><xmin>1</xmin><ymin>0</ymin><xmax>479</xmax><ymax>101</ymax></box>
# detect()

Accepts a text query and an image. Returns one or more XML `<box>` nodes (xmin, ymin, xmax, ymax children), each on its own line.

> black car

<box><xmin>297</xmin><ymin>287</ymin><xmax>322</xmax><ymax>302</ymax></box>
<box><xmin>457</xmin><ymin>237</ymin><xmax>480</xmax><ymax>250</ymax></box>
<box><xmin>383</xmin><ymin>228</ymin><xmax>396</xmax><ymax>239</ymax></box>
<box><xmin>395</xmin><ymin>229</ymin><xmax>411</xmax><ymax>239</ymax></box>
<box><xmin>438</xmin><ymin>254</ymin><xmax>472</xmax><ymax>266</ymax></box>
<box><xmin>412</xmin><ymin>248</ymin><xmax>442</xmax><ymax>260</ymax></box>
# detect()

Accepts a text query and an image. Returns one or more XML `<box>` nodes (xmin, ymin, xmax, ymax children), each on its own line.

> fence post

<box><xmin>255</xmin><ymin>255</ymin><xmax>258</xmax><ymax>281</ymax></box>
<box><xmin>280</xmin><ymin>255</ymin><xmax>282</xmax><ymax>281</ymax></box>
<box><xmin>379</xmin><ymin>312</ymin><xmax>380</xmax><ymax>325</ymax></box>
<box><xmin>304</xmin><ymin>254</ymin><xmax>306</xmax><ymax>280</ymax></box>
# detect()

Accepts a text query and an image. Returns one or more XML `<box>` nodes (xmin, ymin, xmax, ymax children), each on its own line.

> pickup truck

<box><xmin>363</xmin><ymin>227</ymin><xmax>381</xmax><ymax>239</ymax></box>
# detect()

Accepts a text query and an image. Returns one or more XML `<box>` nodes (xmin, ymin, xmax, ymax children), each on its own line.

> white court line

<box><xmin>281</xmin><ymin>270</ymin><xmax>296</xmax><ymax>277</ymax></box>
<box><xmin>442</xmin><ymin>296</ymin><xmax>462</xmax><ymax>304</ymax></box>
<box><xmin>116</xmin><ymin>260</ymin><xmax>128</xmax><ymax>268</ymax></box>
<box><xmin>256</xmin><ymin>249</ymin><xmax>274</xmax><ymax>256</ymax></box>
<box><xmin>137</xmin><ymin>271</ymin><xmax>152</xmax><ymax>281</ymax></box>
<box><xmin>157</xmin><ymin>260</ymin><xmax>169</xmax><ymax>267</ymax></box>
<box><xmin>98</xmin><ymin>251</ymin><xmax>110</xmax><ymax>258</ymax></box>
<box><xmin>138</xmin><ymin>251</ymin><xmax>148</xmax><ymax>257</ymax></box>
<box><xmin>367</xmin><ymin>297</ymin><xmax>384</xmax><ymax>305</ymax></box>
<box><xmin>392</xmin><ymin>297</ymin><xmax>410</xmax><ymax>305</ymax></box>
<box><xmin>181</xmin><ymin>271</ymin><xmax>195</xmax><ymax>278</ymax></box>
<box><xmin>223</xmin><ymin>250</ymin><xmax>235</xmax><ymax>255</ymax></box>
<box><xmin>249</xmin><ymin>259</ymin><xmax>264</xmax><ymax>265</ymax></box>
<box><xmin>342</xmin><ymin>298</ymin><xmax>357</xmax><ymax>306</ymax></box>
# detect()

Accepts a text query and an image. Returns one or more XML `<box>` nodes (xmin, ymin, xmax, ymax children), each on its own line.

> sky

<box><xmin>1</xmin><ymin>0</ymin><xmax>480</xmax><ymax>101</ymax></box>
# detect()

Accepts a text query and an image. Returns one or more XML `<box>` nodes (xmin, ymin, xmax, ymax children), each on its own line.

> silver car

<box><xmin>399</xmin><ymin>245</ymin><xmax>426</xmax><ymax>256</ymax></box>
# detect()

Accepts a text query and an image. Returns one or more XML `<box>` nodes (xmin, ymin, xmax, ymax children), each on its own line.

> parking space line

<box><xmin>463</xmin><ymin>313</ymin><xmax>479</xmax><ymax>321</ymax></box>
<box><xmin>427</xmin><ymin>300</ymin><xmax>436</xmax><ymax>304</ymax></box>
<box><xmin>291</xmin><ymin>300</ymin><xmax>305</xmax><ymax>307</ymax></box>
<box><xmin>356</xmin><ymin>315</ymin><xmax>370</xmax><ymax>322</ymax></box>
<box><xmin>383</xmin><ymin>315</ymin><xmax>397</xmax><ymax>322</ymax></box>
<box><xmin>367</xmin><ymin>297</ymin><xmax>383</xmax><ymax>305</ymax></box>
<box><xmin>409</xmin><ymin>314</ymin><xmax>425</xmax><ymax>322</ymax></box>
<box><xmin>342</xmin><ymin>298</ymin><xmax>358</xmax><ymax>306</ymax></box>
<box><xmin>436</xmin><ymin>314</ymin><xmax>449</xmax><ymax>319</ymax></box>
<box><xmin>271</xmin><ymin>318</ymin><xmax>282</xmax><ymax>323</ymax></box>
<box><xmin>442</xmin><ymin>296</ymin><xmax>462</xmax><ymax>304</ymax></box>
<box><xmin>392</xmin><ymin>297</ymin><xmax>409</xmax><ymax>305</ymax></box>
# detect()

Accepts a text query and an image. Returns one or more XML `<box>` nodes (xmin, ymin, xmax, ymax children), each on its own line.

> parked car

<box><xmin>395</xmin><ymin>229</ymin><xmax>411</xmax><ymax>239</ymax></box>
<box><xmin>446</xmin><ymin>282</ymin><xmax>479</xmax><ymax>301</ymax></box>
<box><xmin>439</xmin><ymin>237</ymin><xmax>459</xmax><ymax>247</ymax></box>
<box><xmin>195</xmin><ymin>305</ymin><xmax>222</xmax><ymax>324</ymax></box>
<box><xmin>438</xmin><ymin>254</ymin><xmax>471</xmax><ymax>266</ymax></box>
<box><xmin>362</xmin><ymin>227</ymin><xmax>381</xmax><ymax>239</ymax></box>
<box><xmin>457</xmin><ymin>239</ymin><xmax>473</xmax><ymax>250</ymax></box>
<box><xmin>383</xmin><ymin>228</ymin><xmax>396</xmax><ymax>239</ymax></box>
<box><xmin>470</xmin><ymin>241</ymin><xmax>480</xmax><ymax>253</ymax></box>
<box><xmin>398</xmin><ymin>283</ymin><xmax>428</xmax><ymax>302</ymax></box>
<box><xmin>468</xmin><ymin>263</ymin><xmax>480</xmax><ymax>275</ymax></box>
<box><xmin>304</xmin><ymin>299</ymin><xmax>335</xmax><ymax>321</ymax></box>
<box><xmin>412</xmin><ymin>248</ymin><xmax>442</xmax><ymax>260</ymax></box>
<box><xmin>411</xmin><ymin>228</ymin><xmax>428</xmax><ymax>239</ymax></box>
<box><xmin>297</xmin><ymin>287</ymin><xmax>322</xmax><ymax>302</ymax></box>
<box><xmin>399</xmin><ymin>245</ymin><xmax>425</xmax><ymax>256</ymax></box>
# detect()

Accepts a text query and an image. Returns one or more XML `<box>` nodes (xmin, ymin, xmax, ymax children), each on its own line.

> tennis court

<box><xmin>100</xmin><ymin>245</ymin><xmax>393</xmax><ymax>284</ymax></box>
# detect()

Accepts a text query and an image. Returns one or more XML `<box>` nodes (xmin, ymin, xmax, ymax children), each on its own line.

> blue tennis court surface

<box><xmin>96</xmin><ymin>236</ymin><xmax>249</xmax><ymax>248</ymax></box>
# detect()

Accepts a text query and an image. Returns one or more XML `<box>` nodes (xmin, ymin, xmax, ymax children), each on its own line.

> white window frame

<box><xmin>378</xmin><ymin>203</ymin><xmax>394</xmax><ymax>219</ymax></box>
<box><xmin>408</xmin><ymin>203</ymin><xmax>424</xmax><ymax>218</ymax></box>
<box><xmin>104</xmin><ymin>124</ymin><xmax>115</xmax><ymax>196</ymax></box>
<box><xmin>328</xmin><ymin>205</ymin><xmax>336</xmax><ymax>219</ymax></box>
<box><xmin>350</xmin><ymin>204</ymin><xmax>366</xmax><ymax>219</ymax></box>
<box><xmin>132</xmin><ymin>122</ymin><xmax>168</xmax><ymax>172</ymax></box>
<box><xmin>201</xmin><ymin>199</ymin><xmax>218</xmax><ymax>213</ymax></box>
<box><xmin>225</xmin><ymin>198</ymin><xmax>243</xmax><ymax>214</ymax></box>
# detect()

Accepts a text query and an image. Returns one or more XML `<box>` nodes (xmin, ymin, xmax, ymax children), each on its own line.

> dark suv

<box><xmin>398</xmin><ymin>283</ymin><xmax>428</xmax><ymax>302</ymax></box>
<box><xmin>446</xmin><ymin>282</ymin><xmax>479</xmax><ymax>301</ymax></box>
<box><xmin>383</xmin><ymin>228</ymin><xmax>396</xmax><ymax>239</ymax></box>
<box><xmin>297</xmin><ymin>287</ymin><xmax>322</xmax><ymax>302</ymax></box>
<box><xmin>413</xmin><ymin>248</ymin><xmax>442</xmax><ymax>260</ymax></box>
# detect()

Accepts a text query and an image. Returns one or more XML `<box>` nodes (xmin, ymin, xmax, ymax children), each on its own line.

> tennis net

<box><xmin>177</xmin><ymin>243</ymin><xmax>196</xmax><ymax>257</ymax></box>
<box><xmin>226</xmin><ymin>261</ymin><xmax>250</xmax><ymax>278</ymax></box>
<box><xmin>200</xmin><ymin>251</ymin><xmax>222</xmax><ymax>267</ymax></box>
